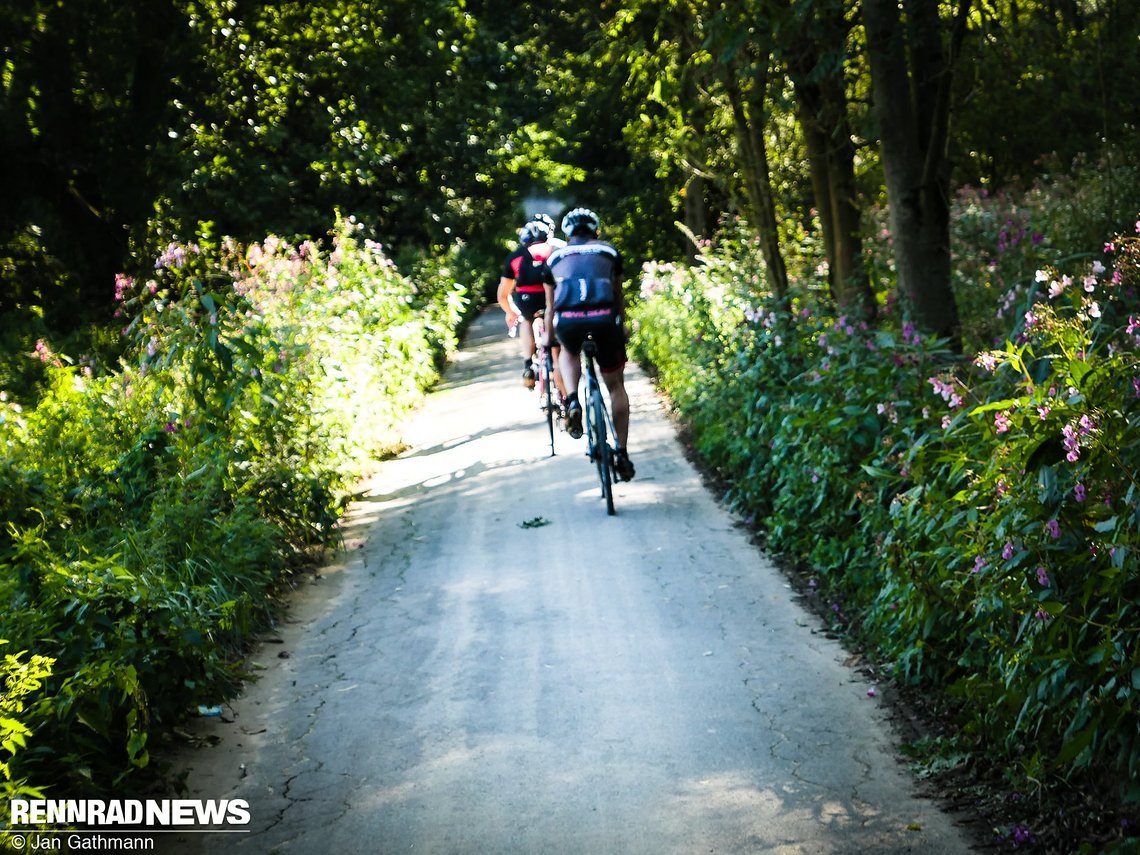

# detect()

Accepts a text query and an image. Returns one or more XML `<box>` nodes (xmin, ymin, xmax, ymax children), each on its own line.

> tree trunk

<box><xmin>862</xmin><ymin>0</ymin><xmax>965</xmax><ymax>345</ymax></box>
<box><xmin>721</xmin><ymin>61</ymin><xmax>789</xmax><ymax>301</ymax></box>
<box><xmin>796</xmin><ymin>88</ymin><xmax>839</xmax><ymax>298</ymax></box>
<box><xmin>682</xmin><ymin>174</ymin><xmax>709</xmax><ymax>261</ymax></box>
<box><xmin>785</xmin><ymin>11</ymin><xmax>875</xmax><ymax>321</ymax></box>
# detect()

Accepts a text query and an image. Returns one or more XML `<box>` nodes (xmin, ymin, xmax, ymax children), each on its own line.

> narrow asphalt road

<box><xmin>168</xmin><ymin>308</ymin><xmax>975</xmax><ymax>854</ymax></box>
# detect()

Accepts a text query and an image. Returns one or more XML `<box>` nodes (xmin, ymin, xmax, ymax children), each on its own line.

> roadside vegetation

<box><xmin>0</xmin><ymin>219</ymin><xmax>468</xmax><ymax>808</ymax></box>
<box><xmin>630</xmin><ymin>164</ymin><xmax>1140</xmax><ymax>849</ymax></box>
<box><xmin>3</xmin><ymin>0</ymin><xmax>1140</xmax><ymax>851</ymax></box>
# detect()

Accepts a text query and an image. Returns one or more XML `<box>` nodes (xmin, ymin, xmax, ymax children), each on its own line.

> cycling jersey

<box><xmin>501</xmin><ymin>241</ymin><xmax>555</xmax><ymax>294</ymax></box>
<box><xmin>542</xmin><ymin>238</ymin><xmax>623</xmax><ymax>310</ymax></box>
<box><xmin>543</xmin><ymin>237</ymin><xmax>626</xmax><ymax>372</ymax></box>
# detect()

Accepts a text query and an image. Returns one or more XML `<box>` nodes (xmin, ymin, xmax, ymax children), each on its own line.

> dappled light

<box><xmin>3</xmin><ymin>0</ymin><xmax>1140</xmax><ymax>851</ymax></box>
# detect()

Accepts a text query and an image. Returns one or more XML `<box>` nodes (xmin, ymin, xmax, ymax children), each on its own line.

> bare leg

<box><xmin>601</xmin><ymin>370</ymin><xmax>630</xmax><ymax>448</ymax></box>
<box><xmin>551</xmin><ymin>346</ymin><xmax>567</xmax><ymax>399</ymax></box>
<box><xmin>559</xmin><ymin>347</ymin><xmax>582</xmax><ymax>402</ymax></box>
<box><xmin>518</xmin><ymin>317</ymin><xmax>536</xmax><ymax>360</ymax></box>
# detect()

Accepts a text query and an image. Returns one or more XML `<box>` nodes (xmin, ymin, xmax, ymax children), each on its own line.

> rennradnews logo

<box><xmin>9</xmin><ymin>799</ymin><xmax>251</xmax><ymax>827</ymax></box>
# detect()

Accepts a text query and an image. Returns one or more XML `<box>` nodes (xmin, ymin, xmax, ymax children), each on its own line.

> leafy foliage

<box><xmin>631</xmin><ymin>200</ymin><xmax>1140</xmax><ymax>842</ymax></box>
<box><xmin>0</xmin><ymin>216</ymin><xmax>467</xmax><ymax>793</ymax></box>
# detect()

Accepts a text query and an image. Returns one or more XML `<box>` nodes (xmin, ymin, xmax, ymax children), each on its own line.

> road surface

<box><xmin>168</xmin><ymin>309</ymin><xmax>975</xmax><ymax>854</ymax></box>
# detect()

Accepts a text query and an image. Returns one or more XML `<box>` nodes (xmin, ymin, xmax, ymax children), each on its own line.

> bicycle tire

<box><xmin>542</xmin><ymin>349</ymin><xmax>555</xmax><ymax>456</ymax></box>
<box><xmin>590</xmin><ymin>385</ymin><xmax>615</xmax><ymax>515</ymax></box>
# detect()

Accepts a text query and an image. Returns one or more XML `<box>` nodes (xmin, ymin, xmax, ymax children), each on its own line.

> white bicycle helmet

<box><xmin>531</xmin><ymin>213</ymin><xmax>557</xmax><ymax>235</ymax></box>
<box><xmin>517</xmin><ymin>222</ymin><xmax>542</xmax><ymax>244</ymax></box>
<box><xmin>526</xmin><ymin>218</ymin><xmax>552</xmax><ymax>242</ymax></box>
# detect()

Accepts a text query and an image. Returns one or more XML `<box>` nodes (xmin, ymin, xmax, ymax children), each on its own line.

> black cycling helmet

<box><xmin>561</xmin><ymin>207</ymin><xmax>600</xmax><ymax>237</ymax></box>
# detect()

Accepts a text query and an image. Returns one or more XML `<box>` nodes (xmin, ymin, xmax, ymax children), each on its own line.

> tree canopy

<box><xmin>2</xmin><ymin>0</ymin><xmax>1138</xmax><ymax>332</ymax></box>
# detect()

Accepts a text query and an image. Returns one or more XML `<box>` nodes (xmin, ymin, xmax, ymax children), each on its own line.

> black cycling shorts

<box><xmin>554</xmin><ymin>309</ymin><xmax>627</xmax><ymax>374</ymax></box>
<box><xmin>512</xmin><ymin>288</ymin><xmax>546</xmax><ymax>321</ymax></box>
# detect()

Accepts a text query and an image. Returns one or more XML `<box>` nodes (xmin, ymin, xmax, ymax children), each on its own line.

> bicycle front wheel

<box><xmin>542</xmin><ymin>350</ymin><xmax>555</xmax><ymax>456</ymax></box>
<box><xmin>589</xmin><ymin>388</ymin><xmax>615</xmax><ymax>515</ymax></box>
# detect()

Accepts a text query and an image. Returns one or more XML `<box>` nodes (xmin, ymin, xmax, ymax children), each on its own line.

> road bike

<box><xmin>530</xmin><ymin>311</ymin><xmax>557</xmax><ymax>457</ymax></box>
<box><xmin>582</xmin><ymin>337</ymin><xmax>617</xmax><ymax>516</ymax></box>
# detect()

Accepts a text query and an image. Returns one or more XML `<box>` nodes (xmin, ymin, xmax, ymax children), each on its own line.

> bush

<box><xmin>0</xmin><ymin>215</ymin><xmax>468</xmax><ymax>793</ymax></box>
<box><xmin>630</xmin><ymin>209</ymin><xmax>1140</xmax><ymax>831</ymax></box>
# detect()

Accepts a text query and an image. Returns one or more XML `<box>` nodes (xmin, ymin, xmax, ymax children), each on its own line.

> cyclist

<box><xmin>498</xmin><ymin>220</ymin><xmax>558</xmax><ymax>388</ymax></box>
<box><xmin>540</xmin><ymin>207</ymin><xmax>635</xmax><ymax>481</ymax></box>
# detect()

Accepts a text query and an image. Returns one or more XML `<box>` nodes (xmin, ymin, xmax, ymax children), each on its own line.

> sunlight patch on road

<box><xmin>423</xmin><ymin>469</ymin><xmax>464</xmax><ymax>488</ymax></box>
<box><xmin>441</xmin><ymin>575</ymin><xmax>529</xmax><ymax>596</ymax></box>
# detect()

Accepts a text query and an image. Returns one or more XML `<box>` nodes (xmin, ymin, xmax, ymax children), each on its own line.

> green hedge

<box><xmin>0</xmin><ymin>215</ymin><xmax>468</xmax><ymax>797</ymax></box>
<box><xmin>630</xmin><ymin>216</ymin><xmax>1140</xmax><ymax>817</ymax></box>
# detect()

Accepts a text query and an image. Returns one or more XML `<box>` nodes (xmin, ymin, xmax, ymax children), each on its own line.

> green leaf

<box><xmin>969</xmin><ymin>398</ymin><xmax>1022</xmax><ymax>416</ymax></box>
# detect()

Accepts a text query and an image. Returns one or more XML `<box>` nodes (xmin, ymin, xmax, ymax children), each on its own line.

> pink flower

<box><xmin>994</xmin><ymin>412</ymin><xmax>1011</xmax><ymax>433</ymax></box>
<box><xmin>1036</xmin><ymin>566</ymin><xmax>1050</xmax><ymax>587</ymax></box>
<box><xmin>1037</xmin><ymin>406</ymin><xmax>1051</xmax><ymax>420</ymax></box>
<box><xmin>1001</xmin><ymin>543</ymin><xmax>1014</xmax><ymax>561</ymax></box>
<box><xmin>1062</xmin><ymin>423</ymin><xmax>1080</xmax><ymax>462</ymax></box>
<box><xmin>1045</xmin><ymin>519</ymin><xmax>1061</xmax><ymax>539</ymax></box>
<box><xmin>973</xmin><ymin>555</ymin><xmax>987</xmax><ymax>574</ymax></box>
<box><xmin>113</xmin><ymin>273</ymin><xmax>134</xmax><ymax>301</ymax></box>
<box><xmin>1074</xmin><ymin>483</ymin><xmax>1086</xmax><ymax>502</ymax></box>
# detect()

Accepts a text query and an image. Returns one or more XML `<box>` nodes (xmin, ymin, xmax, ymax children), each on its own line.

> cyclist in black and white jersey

<box><xmin>540</xmin><ymin>207</ymin><xmax>634</xmax><ymax>481</ymax></box>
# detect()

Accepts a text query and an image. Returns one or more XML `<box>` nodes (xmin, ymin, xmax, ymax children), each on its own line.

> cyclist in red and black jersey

<box><xmin>540</xmin><ymin>207</ymin><xmax>634</xmax><ymax>481</ymax></box>
<box><xmin>498</xmin><ymin>220</ymin><xmax>558</xmax><ymax>388</ymax></box>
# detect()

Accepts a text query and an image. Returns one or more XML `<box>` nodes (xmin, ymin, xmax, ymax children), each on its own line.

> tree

<box><xmin>776</xmin><ymin>0</ymin><xmax>874</xmax><ymax>319</ymax></box>
<box><xmin>861</xmin><ymin>0</ymin><xmax>971</xmax><ymax>343</ymax></box>
<box><xmin>0</xmin><ymin>0</ymin><xmax>193</xmax><ymax>322</ymax></box>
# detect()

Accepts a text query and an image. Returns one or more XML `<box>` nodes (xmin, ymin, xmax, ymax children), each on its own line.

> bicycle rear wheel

<box><xmin>589</xmin><ymin>386</ymin><xmax>615</xmax><ymax>515</ymax></box>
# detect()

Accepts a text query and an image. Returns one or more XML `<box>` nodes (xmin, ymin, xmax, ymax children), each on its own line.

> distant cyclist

<box><xmin>498</xmin><ymin>220</ymin><xmax>559</xmax><ymax>388</ymax></box>
<box><xmin>540</xmin><ymin>207</ymin><xmax>634</xmax><ymax>481</ymax></box>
